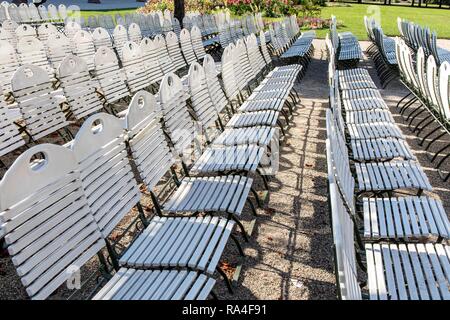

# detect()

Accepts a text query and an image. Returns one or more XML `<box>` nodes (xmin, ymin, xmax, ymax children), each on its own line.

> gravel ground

<box><xmin>1</xmin><ymin>38</ymin><xmax>449</xmax><ymax>300</ymax></box>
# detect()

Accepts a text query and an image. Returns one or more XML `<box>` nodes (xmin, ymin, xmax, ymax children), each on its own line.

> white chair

<box><xmin>72</xmin><ymin>30</ymin><xmax>96</xmax><ymax>71</ymax></box>
<box><xmin>58</xmin><ymin>54</ymin><xmax>103</xmax><ymax>119</ymax></box>
<box><xmin>153</xmin><ymin>34</ymin><xmax>176</xmax><ymax>74</ymax></box>
<box><xmin>121</xmin><ymin>41</ymin><xmax>149</xmax><ymax>94</ymax></box>
<box><xmin>165</xmin><ymin>31</ymin><xmax>187</xmax><ymax>71</ymax></box>
<box><xmin>179</xmin><ymin>28</ymin><xmax>197</xmax><ymax>65</ymax></box>
<box><xmin>0</xmin><ymin>40</ymin><xmax>20</xmax><ymax>95</ymax></box>
<box><xmin>17</xmin><ymin>36</ymin><xmax>54</xmax><ymax>79</ymax></box>
<box><xmin>92</xmin><ymin>27</ymin><xmax>114</xmax><ymax>50</ymax></box>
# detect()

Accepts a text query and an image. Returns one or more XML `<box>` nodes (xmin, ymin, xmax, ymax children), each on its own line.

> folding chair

<box><xmin>58</xmin><ymin>54</ymin><xmax>104</xmax><ymax>120</ymax></box>
<box><xmin>165</xmin><ymin>31</ymin><xmax>187</xmax><ymax>72</ymax></box>
<box><xmin>92</xmin><ymin>27</ymin><xmax>114</xmax><ymax>50</ymax></box>
<box><xmin>153</xmin><ymin>34</ymin><xmax>176</xmax><ymax>74</ymax></box>
<box><xmin>17</xmin><ymin>36</ymin><xmax>54</xmax><ymax>79</ymax></box>
<box><xmin>121</xmin><ymin>41</ymin><xmax>149</xmax><ymax>94</ymax></box>
<box><xmin>180</xmin><ymin>28</ymin><xmax>197</xmax><ymax>65</ymax></box>
<box><xmin>112</xmin><ymin>24</ymin><xmax>128</xmax><ymax>57</ymax></box>
<box><xmin>72</xmin><ymin>30</ymin><xmax>95</xmax><ymax>71</ymax></box>
<box><xmin>45</xmin><ymin>32</ymin><xmax>73</xmax><ymax>70</ymax></box>
<box><xmin>0</xmin><ymin>40</ymin><xmax>20</xmax><ymax>96</ymax></box>
<box><xmin>140</xmin><ymin>37</ymin><xmax>164</xmax><ymax>91</ymax></box>
<box><xmin>128</xmin><ymin>23</ymin><xmax>142</xmax><ymax>44</ymax></box>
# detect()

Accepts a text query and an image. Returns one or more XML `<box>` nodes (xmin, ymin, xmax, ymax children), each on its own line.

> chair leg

<box><xmin>216</xmin><ymin>266</ymin><xmax>233</xmax><ymax>294</ymax></box>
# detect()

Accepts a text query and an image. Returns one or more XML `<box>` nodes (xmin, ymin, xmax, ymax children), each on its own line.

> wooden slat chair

<box><xmin>117</xmin><ymin>92</ymin><xmax>238</xmax><ymax>293</ymax></box>
<box><xmin>70</xmin><ymin>112</ymin><xmax>145</xmax><ymax>242</ymax></box>
<box><xmin>0</xmin><ymin>25</ymin><xmax>17</xmax><ymax>49</ymax></box>
<box><xmin>220</xmin><ymin>44</ymin><xmax>241</xmax><ymax>104</ymax></box>
<box><xmin>153</xmin><ymin>34</ymin><xmax>176</xmax><ymax>75</ymax></box>
<box><xmin>47</xmin><ymin>3</ymin><xmax>61</xmax><ymax>22</ymax></box>
<box><xmin>329</xmin><ymin>172</ymin><xmax>450</xmax><ymax>300</ymax></box>
<box><xmin>94</xmin><ymin>46</ymin><xmax>130</xmax><ymax>109</ymax></box>
<box><xmin>326</xmin><ymin>108</ymin><xmax>432</xmax><ymax>196</ymax></box>
<box><xmin>140</xmin><ymin>37</ymin><xmax>164</xmax><ymax>90</ymax></box>
<box><xmin>115</xmin><ymin>14</ymin><xmax>126</xmax><ymax>27</ymax></box>
<box><xmin>72</xmin><ymin>30</ymin><xmax>96</xmax><ymax>71</ymax></box>
<box><xmin>281</xmin><ymin>31</ymin><xmax>315</xmax><ymax>60</ymax></box>
<box><xmin>45</xmin><ymin>32</ymin><xmax>73</xmax><ymax>70</ymax></box>
<box><xmin>37</xmin><ymin>5</ymin><xmax>49</xmax><ymax>22</ymax></box>
<box><xmin>64</xmin><ymin>21</ymin><xmax>81</xmax><ymax>40</ymax></box>
<box><xmin>17</xmin><ymin>36</ymin><xmax>54</xmax><ymax>79</ymax></box>
<box><xmin>191</xmin><ymin>25</ymin><xmax>207</xmax><ymax>61</ymax></box>
<box><xmin>180</xmin><ymin>28</ymin><xmax>197</xmax><ymax>66</ymax></box>
<box><xmin>1</xmin><ymin>19</ymin><xmax>18</xmax><ymax>45</ymax></box>
<box><xmin>0</xmin><ymin>40</ymin><xmax>20</xmax><ymax>96</ymax></box>
<box><xmin>92</xmin><ymin>27</ymin><xmax>114</xmax><ymax>51</ymax></box>
<box><xmin>165</xmin><ymin>31</ymin><xmax>187</xmax><ymax>72</ymax></box>
<box><xmin>151</xmin><ymin>14</ymin><xmax>162</xmax><ymax>36</ymax></box>
<box><xmin>17</xmin><ymin>4</ymin><xmax>30</xmax><ymax>23</ymax></box>
<box><xmin>157</xmin><ymin>73</ymin><xmax>255</xmax><ymax>240</ymax></box>
<box><xmin>326</xmin><ymin>114</ymin><xmax>450</xmax><ymax>242</ymax></box>
<box><xmin>330</xmin><ymin>85</ymin><xmax>414</xmax><ymax>162</ymax></box>
<box><xmin>12</xmin><ymin>64</ymin><xmax>70</xmax><ymax>142</ymax></box>
<box><xmin>36</xmin><ymin>23</ymin><xmax>57</xmax><ymax>43</ymax></box>
<box><xmin>173</xmin><ymin>17</ymin><xmax>181</xmax><ymax>37</ymax></box>
<box><xmin>93</xmin><ymin>268</ymin><xmax>216</xmax><ymax>300</ymax></box>
<box><xmin>27</xmin><ymin>3</ymin><xmax>41</xmax><ymax>23</ymax></box>
<box><xmin>0</xmin><ymin>144</ymin><xmax>105</xmax><ymax>299</ymax></box>
<box><xmin>58</xmin><ymin>54</ymin><xmax>104</xmax><ymax>120</ymax></box>
<box><xmin>121</xmin><ymin>41</ymin><xmax>149</xmax><ymax>94</ymax></box>
<box><xmin>203</xmin><ymin>54</ymin><xmax>229</xmax><ymax>114</ymax></box>
<box><xmin>112</xmin><ymin>25</ymin><xmax>128</xmax><ymax>58</ymax></box>
<box><xmin>0</xmin><ymin>84</ymin><xmax>25</xmax><ymax>159</ymax></box>
<box><xmin>57</xmin><ymin>4</ymin><xmax>67</xmax><ymax>21</ymax></box>
<box><xmin>128</xmin><ymin>23</ymin><xmax>142</xmax><ymax>44</ymax></box>
<box><xmin>97</xmin><ymin>14</ymin><xmax>115</xmax><ymax>34</ymax></box>
<box><xmin>15</xmin><ymin>24</ymin><xmax>36</xmax><ymax>41</ymax></box>
<box><xmin>162</xmin><ymin>18</ymin><xmax>173</xmax><ymax>35</ymax></box>
<box><xmin>87</xmin><ymin>15</ymin><xmax>99</xmax><ymax>30</ymax></box>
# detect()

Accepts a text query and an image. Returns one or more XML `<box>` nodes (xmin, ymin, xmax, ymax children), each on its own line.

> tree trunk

<box><xmin>174</xmin><ymin>0</ymin><xmax>185</xmax><ymax>26</ymax></box>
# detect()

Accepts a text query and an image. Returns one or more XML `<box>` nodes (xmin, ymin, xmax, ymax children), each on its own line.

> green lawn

<box><xmin>316</xmin><ymin>3</ymin><xmax>450</xmax><ymax>40</ymax></box>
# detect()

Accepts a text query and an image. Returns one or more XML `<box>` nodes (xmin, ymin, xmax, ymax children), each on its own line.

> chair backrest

<box><xmin>12</xmin><ymin>64</ymin><xmax>68</xmax><ymax>141</ymax></box>
<box><xmin>259</xmin><ymin>30</ymin><xmax>271</xmax><ymax>66</ymax></box>
<box><xmin>245</xmin><ymin>34</ymin><xmax>263</xmax><ymax>78</ymax></box>
<box><xmin>64</xmin><ymin>21</ymin><xmax>81</xmax><ymax>39</ymax></box>
<box><xmin>45</xmin><ymin>32</ymin><xmax>72</xmax><ymax>69</ymax></box>
<box><xmin>203</xmin><ymin>54</ymin><xmax>228</xmax><ymax>114</ymax></box>
<box><xmin>230</xmin><ymin>42</ymin><xmax>248</xmax><ymax>92</ymax></box>
<box><xmin>72</xmin><ymin>30</ymin><xmax>95</xmax><ymax>71</ymax></box>
<box><xmin>71</xmin><ymin>112</ymin><xmax>141</xmax><ymax>238</ymax></box>
<box><xmin>94</xmin><ymin>46</ymin><xmax>130</xmax><ymax>104</ymax></box>
<box><xmin>128</xmin><ymin>22</ymin><xmax>142</xmax><ymax>44</ymax></box>
<box><xmin>58</xmin><ymin>54</ymin><xmax>103</xmax><ymax>119</ymax></box>
<box><xmin>179</xmin><ymin>28</ymin><xmax>196</xmax><ymax>65</ymax></box>
<box><xmin>15</xmin><ymin>24</ymin><xmax>36</xmax><ymax>40</ymax></box>
<box><xmin>36</xmin><ymin>23</ymin><xmax>57</xmax><ymax>43</ymax></box>
<box><xmin>58</xmin><ymin>4</ymin><xmax>67</xmax><ymax>20</ymax></box>
<box><xmin>37</xmin><ymin>5</ymin><xmax>48</xmax><ymax>21</ymax></box>
<box><xmin>235</xmin><ymin>38</ymin><xmax>254</xmax><ymax>88</ymax></box>
<box><xmin>221</xmin><ymin>44</ymin><xmax>240</xmax><ymax>101</ymax></box>
<box><xmin>325</xmin><ymin>106</ymin><xmax>355</xmax><ymax>215</ymax></box>
<box><xmin>121</xmin><ymin>41</ymin><xmax>148</xmax><ymax>94</ymax></box>
<box><xmin>140</xmin><ymin>37</ymin><xmax>164</xmax><ymax>86</ymax></box>
<box><xmin>92</xmin><ymin>27</ymin><xmax>113</xmax><ymax>50</ymax></box>
<box><xmin>124</xmin><ymin>90</ymin><xmax>173</xmax><ymax>191</ymax></box>
<box><xmin>0</xmin><ymin>83</ymin><xmax>25</xmax><ymax>157</ymax></box>
<box><xmin>0</xmin><ymin>143</ymin><xmax>104</xmax><ymax>300</ymax></box>
<box><xmin>0</xmin><ymin>25</ymin><xmax>16</xmax><ymax>48</ymax></box>
<box><xmin>17</xmin><ymin>36</ymin><xmax>54</xmax><ymax>78</ymax></box>
<box><xmin>165</xmin><ymin>31</ymin><xmax>187</xmax><ymax>71</ymax></box>
<box><xmin>188</xmin><ymin>62</ymin><xmax>219</xmax><ymax>130</ymax></box>
<box><xmin>328</xmin><ymin>160</ymin><xmax>362</xmax><ymax>300</ymax></box>
<box><xmin>153</xmin><ymin>34</ymin><xmax>175</xmax><ymax>74</ymax></box>
<box><xmin>190</xmin><ymin>25</ymin><xmax>206</xmax><ymax>61</ymax></box>
<box><xmin>426</xmin><ymin>54</ymin><xmax>440</xmax><ymax>111</ymax></box>
<box><xmin>113</xmin><ymin>24</ymin><xmax>128</xmax><ymax>56</ymax></box>
<box><xmin>18</xmin><ymin>3</ymin><xmax>30</xmax><ymax>22</ymax></box>
<box><xmin>439</xmin><ymin>62</ymin><xmax>450</xmax><ymax>120</ymax></box>
<box><xmin>0</xmin><ymin>39</ymin><xmax>20</xmax><ymax>94</ymax></box>
<box><xmin>416</xmin><ymin>47</ymin><xmax>431</xmax><ymax>102</ymax></box>
<box><xmin>158</xmin><ymin>72</ymin><xmax>194</xmax><ymax>156</ymax></box>
<box><xmin>87</xmin><ymin>15</ymin><xmax>98</xmax><ymax>29</ymax></box>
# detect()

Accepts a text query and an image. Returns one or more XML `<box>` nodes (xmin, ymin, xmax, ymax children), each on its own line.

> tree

<box><xmin>174</xmin><ymin>0</ymin><xmax>185</xmax><ymax>25</ymax></box>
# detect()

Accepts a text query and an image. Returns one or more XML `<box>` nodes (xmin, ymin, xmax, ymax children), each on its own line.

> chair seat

<box><xmin>254</xmin><ymin>82</ymin><xmax>293</xmax><ymax>93</ymax></box>
<box><xmin>163</xmin><ymin>175</ymin><xmax>253</xmax><ymax>216</ymax></box>
<box><xmin>347</xmin><ymin>122</ymin><xmax>404</xmax><ymax>140</ymax></box>
<box><xmin>363</xmin><ymin>196</ymin><xmax>450</xmax><ymax>240</ymax></box>
<box><xmin>238</xmin><ymin>98</ymin><xmax>285</xmax><ymax>112</ymax></box>
<box><xmin>227</xmin><ymin>110</ymin><xmax>279</xmax><ymax>128</ymax></box>
<box><xmin>342</xmin><ymin>89</ymin><xmax>388</xmax><ymax>112</ymax></box>
<box><xmin>93</xmin><ymin>268</ymin><xmax>215</xmax><ymax>300</ymax></box>
<box><xmin>119</xmin><ymin>216</ymin><xmax>234</xmax><ymax>274</ymax></box>
<box><xmin>338</xmin><ymin>73</ymin><xmax>377</xmax><ymax>90</ymax></box>
<box><xmin>248</xmin><ymin>90</ymin><xmax>289</xmax><ymax>101</ymax></box>
<box><xmin>366</xmin><ymin>243</ymin><xmax>450</xmax><ymax>300</ymax></box>
<box><xmin>191</xmin><ymin>144</ymin><xmax>264</xmax><ymax>174</ymax></box>
<box><xmin>354</xmin><ymin>160</ymin><xmax>432</xmax><ymax>192</ymax></box>
<box><xmin>351</xmin><ymin>138</ymin><xmax>414</xmax><ymax>161</ymax></box>
<box><xmin>339</xmin><ymin>68</ymin><xmax>371</xmax><ymax>78</ymax></box>
<box><xmin>212</xmin><ymin>126</ymin><xmax>276</xmax><ymax>147</ymax></box>
<box><xmin>346</xmin><ymin>110</ymin><xmax>394</xmax><ymax>124</ymax></box>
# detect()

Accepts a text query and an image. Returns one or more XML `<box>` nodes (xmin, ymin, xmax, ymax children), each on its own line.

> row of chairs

<box><xmin>0</xmin><ymin>25</ymin><xmax>308</xmax><ymax>299</ymax></box>
<box><xmin>0</xmin><ymin>26</ymin><xmax>209</xmax><ymax>163</ymax></box>
<box><xmin>329</xmin><ymin>15</ymin><xmax>362</xmax><ymax>67</ymax></box>
<box><xmin>397</xmin><ymin>17</ymin><xmax>450</xmax><ymax>65</ymax></box>
<box><xmin>364</xmin><ymin>16</ymin><xmax>398</xmax><ymax>88</ymax></box>
<box><xmin>326</xmin><ymin>52</ymin><xmax>450</xmax><ymax>299</ymax></box>
<box><xmin>0</xmin><ymin>2</ymin><xmax>68</xmax><ymax>24</ymax></box>
<box><xmin>396</xmin><ymin>38</ymin><xmax>450</xmax><ymax>181</ymax></box>
<box><xmin>269</xmin><ymin>16</ymin><xmax>315</xmax><ymax>71</ymax></box>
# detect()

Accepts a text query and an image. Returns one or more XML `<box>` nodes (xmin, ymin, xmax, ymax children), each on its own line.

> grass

<box><xmin>316</xmin><ymin>3</ymin><xmax>450</xmax><ymax>40</ymax></box>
